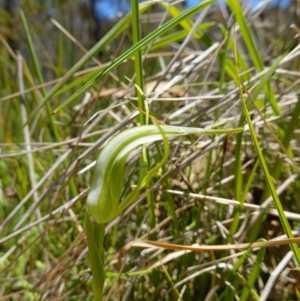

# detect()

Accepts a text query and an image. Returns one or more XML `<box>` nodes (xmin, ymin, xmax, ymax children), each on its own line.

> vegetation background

<box><xmin>1</xmin><ymin>0</ymin><xmax>300</xmax><ymax>300</ymax></box>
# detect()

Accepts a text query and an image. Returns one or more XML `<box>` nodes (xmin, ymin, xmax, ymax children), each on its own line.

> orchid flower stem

<box><xmin>85</xmin><ymin>212</ymin><xmax>105</xmax><ymax>301</ymax></box>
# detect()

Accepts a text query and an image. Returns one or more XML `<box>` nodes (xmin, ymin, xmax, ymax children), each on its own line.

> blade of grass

<box><xmin>240</xmin><ymin>243</ymin><xmax>265</xmax><ymax>301</ymax></box>
<box><xmin>132</xmin><ymin>0</ymin><xmax>145</xmax><ymax>126</ymax></box>
<box><xmin>164</xmin><ymin>5</ymin><xmax>249</xmax><ymax>84</ymax></box>
<box><xmin>219</xmin><ymin>24</ymin><xmax>249</xmax><ymax>81</ymax></box>
<box><xmin>248</xmin><ymin>94</ymin><xmax>300</xmax><ymax>242</ymax></box>
<box><xmin>233</xmin><ymin>34</ymin><xmax>300</xmax><ymax>266</ymax></box>
<box><xmin>219</xmin><ymin>247</ymin><xmax>252</xmax><ymax>300</ymax></box>
<box><xmin>226</xmin><ymin>0</ymin><xmax>280</xmax><ymax>115</ymax></box>
<box><xmin>16</xmin><ymin>53</ymin><xmax>42</xmax><ymax>227</ymax></box>
<box><xmin>264</xmin><ymin>94</ymin><xmax>300</xmax><ymax>187</ymax></box>
<box><xmin>19</xmin><ymin>9</ymin><xmax>78</xmax><ymax>200</ymax></box>
<box><xmin>226</xmin><ymin>0</ymin><xmax>263</xmax><ymax>71</ymax></box>
<box><xmin>159</xmin><ymin>0</ymin><xmax>211</xmax><ymax>41</ymax></box>
<box><xmin>230</xmin><ymin>158</ymin><xmax>259</xmax><ymax>237</ymax></box>
<box><xmin>149</xmin><ymin>23</ymin><xmax>214</xmax><ymax>51</ymax></box>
